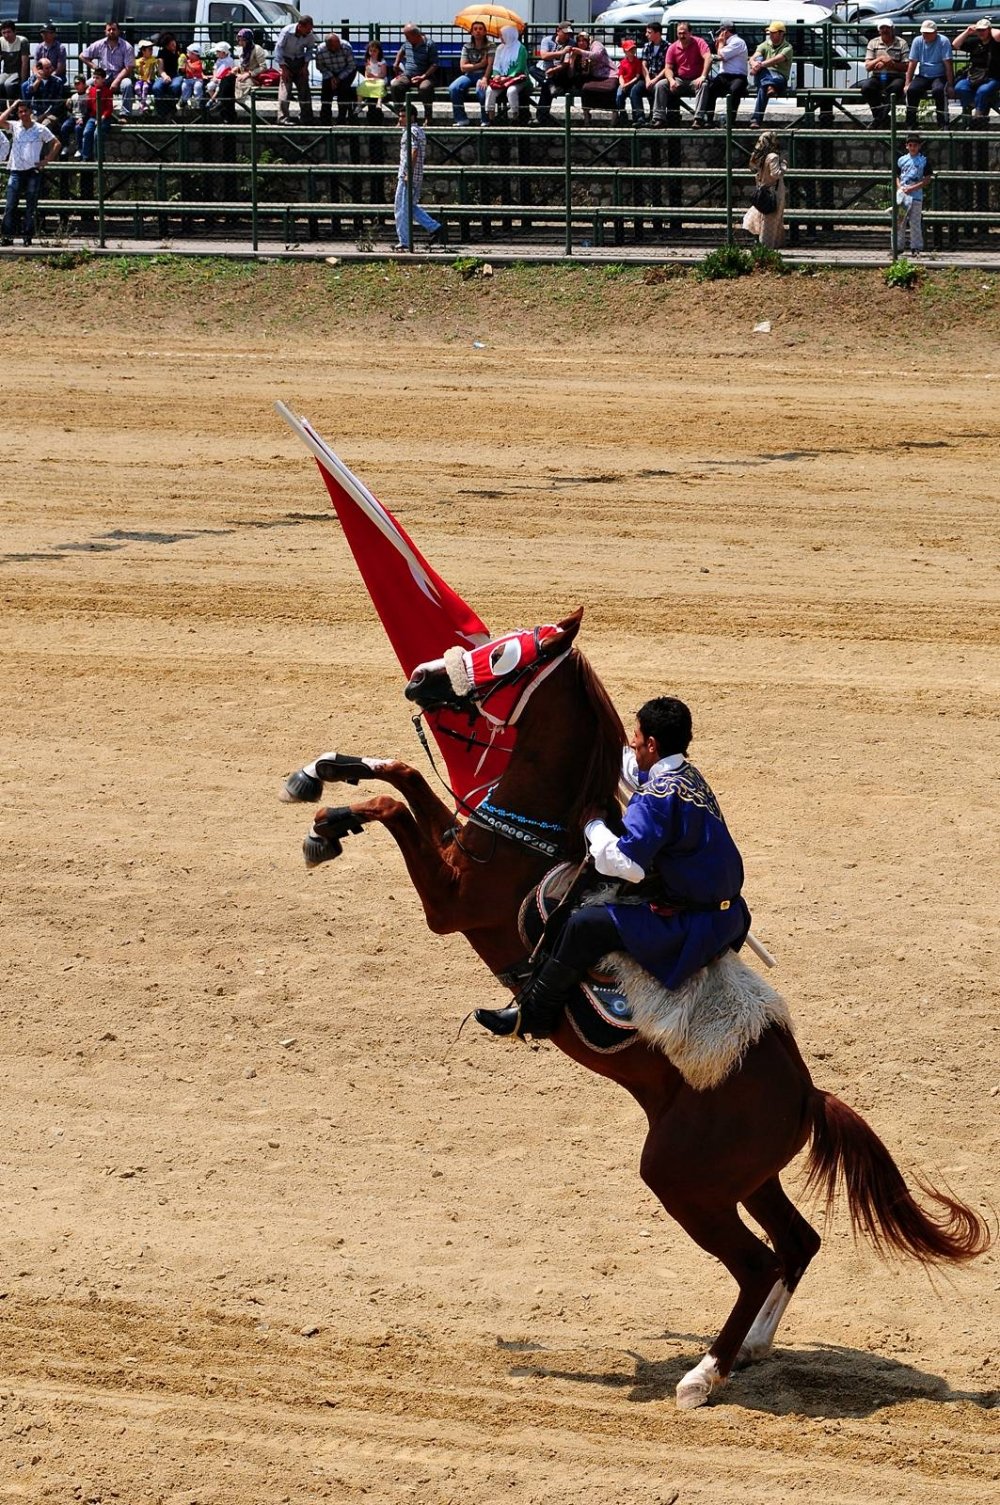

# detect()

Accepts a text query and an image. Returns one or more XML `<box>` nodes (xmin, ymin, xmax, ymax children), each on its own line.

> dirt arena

<box><xmin>3</xmin><ymin>261</ymin><xmax>998</xmax><ymax>1505</ymax></box>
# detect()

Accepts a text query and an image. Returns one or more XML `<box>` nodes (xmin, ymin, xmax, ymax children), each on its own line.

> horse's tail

<box><xmin>804</xmin><ymin>1088</ymin><xmax>991</xmax><ymax>1266</ymax></box>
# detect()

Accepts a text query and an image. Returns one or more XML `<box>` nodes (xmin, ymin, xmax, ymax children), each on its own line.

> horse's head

<box><xmin>404</xmin><ymin>609</ymin><xmax>584</xmax><ymax>714</ymax></box>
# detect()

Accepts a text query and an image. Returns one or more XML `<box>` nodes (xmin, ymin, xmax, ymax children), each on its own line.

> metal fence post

<box><xmin>405</xmin><ymin>106</ymin><xmax>413</xmax><ymax>251</ymax></box>
<box><xmin>889</xmin><ymin>107</ymin><xmax>898</xmax><ymax>259</ymax></box>
<box><xmin>250</xmin><ymin>89</ymin><xmax>259</xmax><ymax>252</ymax></box>
<box><xmin>725</xmin><ymin>99</ymin><xmax>734</xmax><ymax>246</ymax></box>
<box><xmin>564</xmin><ymin>91</ymin><xmax>573</xmax><ymax>256</ymax></box>
<box><xmin>96</xmin><ymin>95</ymin><xmax>106</xmax><ymax>249</ymax></box>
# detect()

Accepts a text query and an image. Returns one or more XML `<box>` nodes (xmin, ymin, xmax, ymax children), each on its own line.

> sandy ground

<box><xmin>2</xmin><ymin>267</ymin><xmax>998</xmax><ymax>1505</ymax></box>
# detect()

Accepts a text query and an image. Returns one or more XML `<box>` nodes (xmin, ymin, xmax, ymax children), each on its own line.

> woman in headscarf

<box><xmin>234</xmin><ymin>27</ymin><xmax>268</xmax><ymax>101</ymax></box>
<box><xmin>483</xmin><ymin>23</ymin><xmax>528</xmax><ymax>125</ymax></box>
<box><xmin>743</xmin><ymin>128</ymin><xmax>786</xmax><ymax>248</ymax></box>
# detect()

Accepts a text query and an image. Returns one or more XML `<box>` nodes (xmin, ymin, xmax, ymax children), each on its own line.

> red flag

<box><xmin>277</xmin><ymin>405</ymin><xmax>507</xmax><ymax>806</ymax></box>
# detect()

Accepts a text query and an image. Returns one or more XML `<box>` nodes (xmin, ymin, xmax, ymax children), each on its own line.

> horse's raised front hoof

<box><xmin>675</xmin><ymin>1355</ymin><xmax>724</xmax><ymax>1411</ymax></box>
<box><xmin>303</xmin><ymin>831</ymin><xmax>343</xmax><ymax>868</ymax></box>
<box><xmin>314</xmin><ymin>753</ymin><xmax>369</xmax><ymax>786</ymax></box>
<box><xmin>303</xmin><ymin>806</ymin><xmax>366</xmax><ymax>868</ymax></box>
<box><xmin>281</xmin><ymin>768</ymin><xmax>324</xmax><ymax>804</ymax></box>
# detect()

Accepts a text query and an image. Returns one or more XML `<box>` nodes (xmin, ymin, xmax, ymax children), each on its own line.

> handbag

<box><xmin>751</xmin><ymin>182</ymin><xmax>777</xmax><ymax>215</ymax></box>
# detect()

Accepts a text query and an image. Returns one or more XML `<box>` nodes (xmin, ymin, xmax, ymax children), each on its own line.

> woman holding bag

<box><xmin>742</xmin><ymin>128</ymin><xmax>786</xmax><ymax>248</ymax></box>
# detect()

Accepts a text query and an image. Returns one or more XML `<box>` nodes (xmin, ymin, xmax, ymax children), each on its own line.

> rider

<box><xmin>476</xmin><ymin>696</ymin><xmax>751</xmax><ymax>1039</ymax></box>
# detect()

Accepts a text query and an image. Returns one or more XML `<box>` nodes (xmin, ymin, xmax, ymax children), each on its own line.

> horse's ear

<box><xmin>544</xmin><ymin>607</ymin><xmax>583</xmax><ymax>653</ymax></box>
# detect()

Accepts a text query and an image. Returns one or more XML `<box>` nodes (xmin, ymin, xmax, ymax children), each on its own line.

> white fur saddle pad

<box><xmin>600</xmin><ymin>948</ymin><xmax>793</xmax><ymax>1092</ymax></box>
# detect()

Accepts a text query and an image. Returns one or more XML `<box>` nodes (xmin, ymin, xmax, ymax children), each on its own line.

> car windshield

<box><xmin>256</xmin><ymin>0</ymin><xmax>298</xmax><ymax>19</ymax></box>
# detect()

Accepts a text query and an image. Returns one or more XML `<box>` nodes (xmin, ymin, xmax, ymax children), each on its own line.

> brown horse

<box><xmin>282</xmin><ymin>609</ymin><xmax>990</xmax><ymax>1410</ymax></box>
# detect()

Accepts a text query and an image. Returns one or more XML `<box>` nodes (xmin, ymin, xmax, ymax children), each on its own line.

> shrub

<box><xmin>697</xmin><ymin>244</ymin><xmax>754</xmax><ymax>281</ymax></box>
<box><xmin>749</xmin><ymin>245</ymin><xmax>787</xmax><ymax>275</ymax></box>
<box><xmin>885</xmin><ymin>256</ymin><xmax>922</xmax><ymax>289</ymax></box>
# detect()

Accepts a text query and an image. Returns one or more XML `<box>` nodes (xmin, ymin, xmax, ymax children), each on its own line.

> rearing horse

<box><xmin>282</xmin><ymin>610</ymin><xmax>990</xmax><ymax>1410</ymax></box>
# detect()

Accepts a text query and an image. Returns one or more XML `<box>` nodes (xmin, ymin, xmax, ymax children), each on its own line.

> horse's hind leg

<box><xmin>736</xmin><ymin>1177</ymin><xmax>821</xmax><ymax>1367</ymax></box>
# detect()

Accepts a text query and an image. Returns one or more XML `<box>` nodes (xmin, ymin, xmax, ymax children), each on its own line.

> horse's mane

<box><xmin>565</xmin><ymin>649</ymin><xmax>627</xmax><ymax>832</ymax></box>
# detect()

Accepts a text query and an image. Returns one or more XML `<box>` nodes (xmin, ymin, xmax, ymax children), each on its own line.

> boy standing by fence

<box><xmin>896</xmin><ymin>132</ymin><xmax>933</xmax><ymax>254</ymax></box>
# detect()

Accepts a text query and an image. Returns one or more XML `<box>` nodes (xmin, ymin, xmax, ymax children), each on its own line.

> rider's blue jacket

<box><xmin>596</xmin><ymin>754</ymin><xmax>751</xmax><ymax>991</ymax></box>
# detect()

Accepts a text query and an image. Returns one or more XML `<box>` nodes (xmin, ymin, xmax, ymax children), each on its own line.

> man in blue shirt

<box><xmin>477</xmin><ymin>697</ymin><xmax>751</xmax><ymax>1039</ymax></box>
<box><xmin>390</xmin><ymin>24</ymin><xmax>440</xmax><ymax>123</ymax></box>
<box><xmin>904</xmin><ymin>19</ymin><xmax>954</xmax><ymax>129</ymax></box>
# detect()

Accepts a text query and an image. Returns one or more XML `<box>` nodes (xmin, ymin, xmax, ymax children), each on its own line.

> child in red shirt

<box><xmin>616</xmin><ymin>38</ymin><xmax>646</xmax><ymax>125</ymax></box>
<box><xmin>81</xmin><ymin>66</ymin><xmax>113</xmax><ymax>161</ymax></box>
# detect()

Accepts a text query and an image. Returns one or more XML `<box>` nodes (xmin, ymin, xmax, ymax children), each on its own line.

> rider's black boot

<box><xmin>475</xmin><ymin>953</ymin><xmax>581</xmax><ymax>1040</ymax></box>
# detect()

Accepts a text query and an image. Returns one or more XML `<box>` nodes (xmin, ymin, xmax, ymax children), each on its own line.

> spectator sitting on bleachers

<box><xmin>81</xmin><ymin>21</ymin><xmax>134</xmax><ymax>119</ymax></box>
<box><xmin>693</xmin><ymin>21</ymin><xmax>748</xmax><ymax>127</ymax></box>
<box><xmin>748</xmin><ymin>20</ymin><xmax>792</xmax><ymax>127</ymax></box>
<box><xmin>357</xmin><ymin>39</ymin><xmax>388</xmax><ymax>120</ymax></box>
<box><xmin>640</xmin><ymin>23</ymin><xmax>668</xmax><ymax>122</ymax></box>
<box><xmin>483</xmin><ymin>23</ymin><xmax>528</xmax><ymax>125</ymax></box>
<box><xmin>534</xmin><ymin>22</ymin><xmax>579</xmax><ymax>123</ymax></box>
<box><xmin>652</xmin><ymin>20</ymin><xmax>711</xmax><ymax>127</ymax></box>
<box><xmin>570</xmin><ymin>32</ymin><xmax>612</xmax><ymax>86</ymax></box>
<box><xmin>152</xmin><ymin>33</ymin><xmax>183</xmax><ymax>114</ymax></box>
<box><xmin>134</xmin><ymin>40</ymin><xmax>157</xmax><ymax>113</ymax></box>
<box><xmin>36</xmin><ymin>23</ymin><xmax>66</xmax><ymax>81</ymax></box>
<box><xmin>953</xmin><ymin>17</ymin><xmax>1000</xmax><ymax>125</ymax></box>
<box><xmin>80</xmin><ymin>64</ymin><xmax>112</xmax><ymax>158</ymax></box>
<box><xmin>274</xmin><ymin>15</ymin><xmax>316</xmax><ymax>126</ymax></box>
<box><xmin>1</xmin><ymin>19</ymin><xmax>29</xmax><ymax>103</ymax></box>
<box><xmin>234</xmin><ymin>28</ymin><xmax>268</xmax><ymax>104</ymax></box>
<box><xmin>316</xmin><ymin>32</ymin><xmax>357</xmax><ymax>125</ymax></box>
<box><xmin>21</xmin><ymin>56</ymin><xmax>63</xmax><ymax>126</ymax></box>
<box><xmin>207</xmin><ymin>40</ymin><xmax>237</xmax><ymax>121</ymax></box>
<box><xmin>450</xmin><ymin>19</ymin><xmax>492</xmax><ymax>126</ymax></box>
<box><xmin>859</xmin><ymin>21</ymin><xmax>907</xmax><ymax>129</ymax></box>
<box><xmin>60</xmin><ymin>73</ymin><xmax>88</xmax><ymax>156</ymax></box>
<box><xmin>179</xmin><ymin>44</ymin><xmax>206</xmax><ymax>113</ymax></box>
<box><xmin>390</xmin><ymin>24</ymin><xmax>439</xmax><ymax>124</ymax></box>
<box><xmin>904</xmin><ymin>20</ymin><xmax>953</xmax><ymax>130</ymax></box>
<box><xmin>615</xmin><ymin>39</ymin><xmax>645</xmax><ymax>127</ymax></box>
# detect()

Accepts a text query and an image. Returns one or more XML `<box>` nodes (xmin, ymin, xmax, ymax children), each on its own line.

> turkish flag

<box><xmin>278</xmin><ymin>405</ymin><xmax>506</xmax><ymax>807</ymax></box>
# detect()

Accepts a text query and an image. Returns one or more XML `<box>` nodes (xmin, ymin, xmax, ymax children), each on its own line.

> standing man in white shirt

<box><xmin>0</xmin><ymin>97</ymin><xmax>59</xmax><ymax>246</ymax></box>
<box><xmin>693</xmin><ymin>20</ymin><xmax>749</xmax><ymax>127</ymax></box>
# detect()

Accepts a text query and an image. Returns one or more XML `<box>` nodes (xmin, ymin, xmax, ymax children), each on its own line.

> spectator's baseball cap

<box><xmin>767</xmin><ymin>20</ymin><xmax>786</xmax><ymax>31</ymax></box>
<box><xmin>919</xmin><ymin>18</ymin><xmax>937</xmax><ymax>30</ymax></box>
<box><xmin>215</xmin><ymin>39</ymin><xmax>231</xmax><ymax>50</ymax></box>
<box><xmin>877</xmin><ymin>18</ymin><xmax>895</xmax><ymax>27</ymax></box>
<box><xmin>719</xmin><ymin>19</ymin><xmax>736</xmax><ymax>28</ymax></box>
<box><xmin>186</xmin><ymin>42</ymin><xmax>200</xmax><ymax>52</ymax></box>
<box><xmin>622</xmin><ymin>37</ymin><xmax>637</xmax><ymax>49</ymax></box>
<box><xmin>41</xmin><ymin>19</ymin><xmax>56</xmax><ymax>30</ymax></box>
<box><xmin>137</xmin><ymin>38</ymin><xmax>154</xmax><ymax>47</ymax></box>
<box><xmin>975</xmin><ymin>16</ymin><xmax>992</xmax><ymax>27</ymax></box>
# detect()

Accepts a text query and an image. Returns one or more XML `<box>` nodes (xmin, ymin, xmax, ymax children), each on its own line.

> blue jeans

<box><xmin>80</xmin><ymin>116</ymin><xmax>110</xmax><ymax>160</ymax></box>
<box><xmin>616</xmin><ymin>78</ymin><xmax>647</xmax><ymax>119</ymax></box>
<box><xmin>752</xmin><ymin>68</ymin><xmax>786</xmax><ymax>120</ymax></box>
<box><xmin>394</xmin><ymin>175</ymin><xmax>440</xmax><ymax>247</ymax></box>
<box><xmin>954</xmin><ymin>74</ymin><xmax>999</xmax><ymax>115</ymax></box>
<box><xmin>152</xmin><ymin>75</ymin><xmax>183</xmax><ymax>111</ymax></box>
<box><xmin>448</xmin><ymin>69</ymin><xmax>485</xmax><ymax>120</ymax></box>
<box><xmin>3</xmin><ymin>168</ymin><xmax>43</xmax><ymax>240</ymax></box>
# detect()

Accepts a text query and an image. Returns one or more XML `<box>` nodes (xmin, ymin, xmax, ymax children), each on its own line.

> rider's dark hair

<box><xmin>636</xmin><ymin>696</ymin><xmax>692</xmax><ymax>756</ymax></box>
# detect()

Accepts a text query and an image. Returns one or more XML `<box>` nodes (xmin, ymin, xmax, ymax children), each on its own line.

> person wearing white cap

<box><xmin>904</xmin><ymin>18</ymin><xmax>954</xmax><ymax>129</ymax></box>
<box><xmin>952</xmin><ymin>17</ymin><xmax>1000</xmax><ymax>124</ymax></box>
<box><xmin>859</xmin><ymin>21</ymin><xmax>906</xmax><ymax>129</ymax></box>
<box><xmin>693</xmin><ymin>20</ymin><xmax>748</xmax><ymax>127</ymax></box>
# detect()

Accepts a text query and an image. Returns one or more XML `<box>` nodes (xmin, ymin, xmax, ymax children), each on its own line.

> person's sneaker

<box><xmin>22</xmin><ymin>236</ymin><xmax>31</xmax><ymax>246</ymax></box>
<box><xmin>427</xmin><ymin>227</ymin><xmax>449</xmax><ymax>250</ymax></box>
<box><xmin>73</xmin><ymin>150</ymin><xmax>83</xmax><ymax>159</ymax></box>
<box><xmin>391</xmin><ymin>242</ymin><xmax>409</xmax><ymax>251</ymax></box>
<box><xmin>452</xmin><ymin>115</ymin><xmax>470</xmax><ymax>126</ymax></box>
<box><xmin>0</xmin><ymin>237</ymin><xmax>13</xmax><ymax>247</ymax></box>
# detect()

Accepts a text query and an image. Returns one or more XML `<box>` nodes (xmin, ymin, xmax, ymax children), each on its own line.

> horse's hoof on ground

<box><xmin>675</xmin><ymin>1356</ymin><xmax>724</xmax><ymax>1411</ymax></box>
<box><xmin>281</xmin><ymin>768</ymin><xmax>324</xmax><ymax>803</ymax></box>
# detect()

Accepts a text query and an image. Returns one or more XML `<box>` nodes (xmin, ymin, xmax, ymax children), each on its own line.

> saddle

<box><xmin>517</xmin><ymin>864</ymin><xmax>793</xmax><ymax>1087</ymax></box>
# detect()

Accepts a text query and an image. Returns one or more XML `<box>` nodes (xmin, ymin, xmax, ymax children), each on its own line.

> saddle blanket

<box><xmin>519</xmin><ymin>863</ymin><xmax>793</xmax><ymax>1088</ymax></box>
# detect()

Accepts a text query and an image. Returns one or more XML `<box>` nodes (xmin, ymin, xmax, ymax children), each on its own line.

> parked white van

<box><xmin>593</xmin><ymin>0</ymin><xmax>865</xmax><ymax>89</ymax></box>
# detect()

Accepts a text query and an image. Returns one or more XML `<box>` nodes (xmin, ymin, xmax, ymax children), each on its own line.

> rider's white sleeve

<box><xmin>584</xmin><ymin>818</ymin><xmax>645</xmax><ymax>883</ymax></box>
<box><xmin>620</xmin><ymin>746</ymin><xmax>641</xmax><ymax>794</ymax></box>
